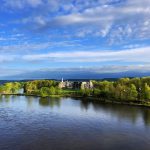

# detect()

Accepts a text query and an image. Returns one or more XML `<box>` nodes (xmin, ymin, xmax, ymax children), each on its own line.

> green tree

<box><xmin>79</xmin><ymin>89</ymin><xmax>92</xmax><ymax>97</ymax></box>
<box><xmin>40</xmin><ymin>87</ymin><xmax>50</xmax><ymax>97</ymax></box>
<box><xmin>93</xmin><ymin>88</ymin><xmax>101</xmax><ymax>97</ymax></box>
<box><xmin>49</xmin><ymin>86</ymin><xmax>56</xmax><ymax>95</ymax></box>
<box><xmin>55</xmin><ymin>87</ymin><xmax>62</xmax><ymax>95</ymax></box>
<box><xmin>128</xmin><ymin>84</ymin><xmax>138</xmax><ymax>101</ymax></box>
<box><xmin>144</xmin><ymin>83</ymin><xmax>150</xmax><ymax>100</ymax></box>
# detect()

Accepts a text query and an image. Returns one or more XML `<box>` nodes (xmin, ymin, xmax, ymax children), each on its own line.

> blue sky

<box><xmin>0</xmin><ymin>0</ymin><xmax>150</xmax><ymax>79</ymax></box>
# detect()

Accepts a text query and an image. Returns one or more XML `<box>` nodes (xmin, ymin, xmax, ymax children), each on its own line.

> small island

<box><xmin>0</xmin><ymin>77</ymin><xmax>150</xmax><ymax>107</ymax></box>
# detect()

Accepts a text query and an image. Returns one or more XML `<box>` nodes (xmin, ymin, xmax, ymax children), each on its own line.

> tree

<box><xmin>79</xmin><ymin>89</ymin><xmax>92</xmax><ymax>97</ymax></box>
<box><xmin>93</xmin><ymin>88</ymin><xmax>101</xmax><ymax>97</ymax></box>
<box><xmin>0</xmin><ymin>86</ymin><xmax>6</xmax><ymax>93</ymax></box>
<box><xmin>115</xmin><ymin>84</ymin><xmax>123</xmax><ymax>100</ymax></box>
<box><xmin>49</xmin><ymin>86</ymin><xmax>55</xmax><ymax>95</ymax></box>
<box><xmin>118</xmin><ymin>78</ymin><xmax>130</xmax><ymax>85</ymax></box>
<box><xmin>0</xmin><ymin>82</ymin><xmax>22</xmax><ymax>94</ymax></box>
<box><xmin>55</xmin><ymin>87</ymin><xmax>62</xmax><ymax>95</ymax></box>
<box><xmin>128</xmin><ymin>84</ymin><xmax>138</xmax><ymax>101</ymax></box>
<box><xmin>40</xmin><ymin>87</ymin><xmax>50</xmax><ymax>97</ymax></box>
<box><xmin>144</xmin><ymin>83</ymin><xmax>150</xmax><ymax>100</ymax></box>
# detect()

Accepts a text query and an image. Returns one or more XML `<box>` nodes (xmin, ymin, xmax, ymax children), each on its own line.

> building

<box><xmin>58</xmin><ymin>78</ymin><xmax>66</xmax><ymax>88</ymax></box>
<box><xmin>81</xmin><ymin>81</ymin><xmax>93</xmax><ymax>89</ymax></box>
<box><xmin>58</xmin><ymin>78</ymin><xmax>93</xmax><ymax>90</ymax></box>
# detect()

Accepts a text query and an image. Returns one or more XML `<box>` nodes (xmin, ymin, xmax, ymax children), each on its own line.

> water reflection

<box><xmin>142</xmin><ymin>109</ymin><xmax>150</xmax><ymax>126</ymax></box>
<box><xmin>80</xmin><ymin>100</ymin><xmax>150</xmax><ymax>127</ymax></box>
<box><xmin>1</xmin><ymin>95</ymin><xmax>150</xmax><ymax>150</ymax></box>
<box><xmin>39</xmin><ymin>97</ymin><xmax>61</xmax><ymax>108</ymax></box>
<box><xmin>0</xmin><ymin>95</ymin><xmax>150</xmax><ymax>127</ymax></box>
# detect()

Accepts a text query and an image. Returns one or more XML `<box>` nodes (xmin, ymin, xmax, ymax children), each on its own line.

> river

<box><xmin>0</xmin><ymin>95</ymin><xmax>150</xmax><ymax>150</ymax></box>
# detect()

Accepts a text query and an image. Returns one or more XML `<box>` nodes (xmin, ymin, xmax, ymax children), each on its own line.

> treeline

<box><xmin>24</xmin><ymin>80</ymin><xmax>62</xmax><ymax>96</ymax></box>
<box><xmin>0</xmin><ymin>82</ymin><xmax>23</xmax><ymax>94</ymax></box>
<box><xmin>1</xmin><ymin>77</ymin><xmax>150</xmax><ymax>104</ymax></box>
<box><xmin>81</xmin><ymin>77</ymin><xmax>150</xmax><ymax>102</ymax></box>
<box><xmin>23</xmin><ymin>77</ymin><xmax>150</xmax><ymax>103</ymax></box>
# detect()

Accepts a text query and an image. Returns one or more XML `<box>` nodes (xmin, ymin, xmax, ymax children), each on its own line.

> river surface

<box><xmin>0</xmin><ymin>95</ymin><xmax>150</xmax><ymax>150</ymax></box>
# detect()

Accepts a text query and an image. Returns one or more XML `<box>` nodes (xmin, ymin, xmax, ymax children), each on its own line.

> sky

<box><xmin>0</xmin><ymin>0</ymin><xmax>150</xmax><ymax>79</ymax></box>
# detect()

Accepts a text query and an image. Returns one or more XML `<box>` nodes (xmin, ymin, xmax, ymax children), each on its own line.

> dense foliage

<box><xmin>0</xmin><ymin>82</ymin><xmax>22</xmax><ymax>94</ymax></box>
<box><xmin>81</xmin><ymin>77</ymin><xmax>150</xmax><ymax>103</ymax></box>
<box><xmin>24</xmin><ymin>80</ymin><xmax>62</xmax><ymax>96</ymax></box>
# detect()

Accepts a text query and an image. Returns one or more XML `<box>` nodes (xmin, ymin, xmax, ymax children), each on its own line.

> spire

<box><xmin>62</xmin><ymin>78</ymin><xmax>63</xmax><ymax>82</ymax></box>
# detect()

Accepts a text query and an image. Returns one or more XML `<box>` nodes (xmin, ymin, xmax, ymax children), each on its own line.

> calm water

<box><xmin>0</xmin><ymin>95</ymin><xmax>150</xmax><ymax>150</ymax></box>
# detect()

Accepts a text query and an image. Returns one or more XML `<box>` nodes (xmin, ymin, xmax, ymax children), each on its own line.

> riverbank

<box><xmin>1</xmin><ymin>93</ymin><xmax>150</xmax><ymax>108</ymax></box>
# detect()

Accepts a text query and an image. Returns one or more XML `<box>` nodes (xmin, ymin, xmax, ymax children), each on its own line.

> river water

<box><xmin>0</xmin><ymin>95</ymin><xmax>150</xmax><ymax>150</ymax></box>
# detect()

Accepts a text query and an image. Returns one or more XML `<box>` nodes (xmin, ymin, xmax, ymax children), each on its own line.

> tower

<box><xmin>61</xmin><ymin>78</ymin><xmax>63</xmax><ymax>82</ymax></box>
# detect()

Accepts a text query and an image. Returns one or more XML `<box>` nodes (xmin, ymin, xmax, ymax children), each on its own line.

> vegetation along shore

<box><xmin>0</xmin><ymin>77</ymin><xmax>150</xmax><ymax>107</ymax></box>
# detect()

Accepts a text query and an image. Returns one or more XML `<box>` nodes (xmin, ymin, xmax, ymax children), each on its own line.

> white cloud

<box><xmin>22</xmin><ymin>46</ymin><xmax>150</xmax><ymax>63</ymax></box>
<box><xmin>0</xmin><ymin>40</ymin><xmax>81</xmax><ymax>53</ymax></box>
<box><xmin>34</xmin><ymin>65</ymin><xmax>150</xmax><ymax>74</ymax></box>
<box><xmin>2</xmin><ymin>46</ymin><xmax>150</xmax><ymax>64</ymax></box>
<box><xmin>14</xmin><ymin>0</ymin><xmax>150</xmax><ymax>42</ymax></box>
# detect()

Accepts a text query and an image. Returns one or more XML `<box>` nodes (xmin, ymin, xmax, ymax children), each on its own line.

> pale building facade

<box><xmin>58</xmin><ymin>79</ymin><xmax>93</xmax><ymax>90</ymax></box>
